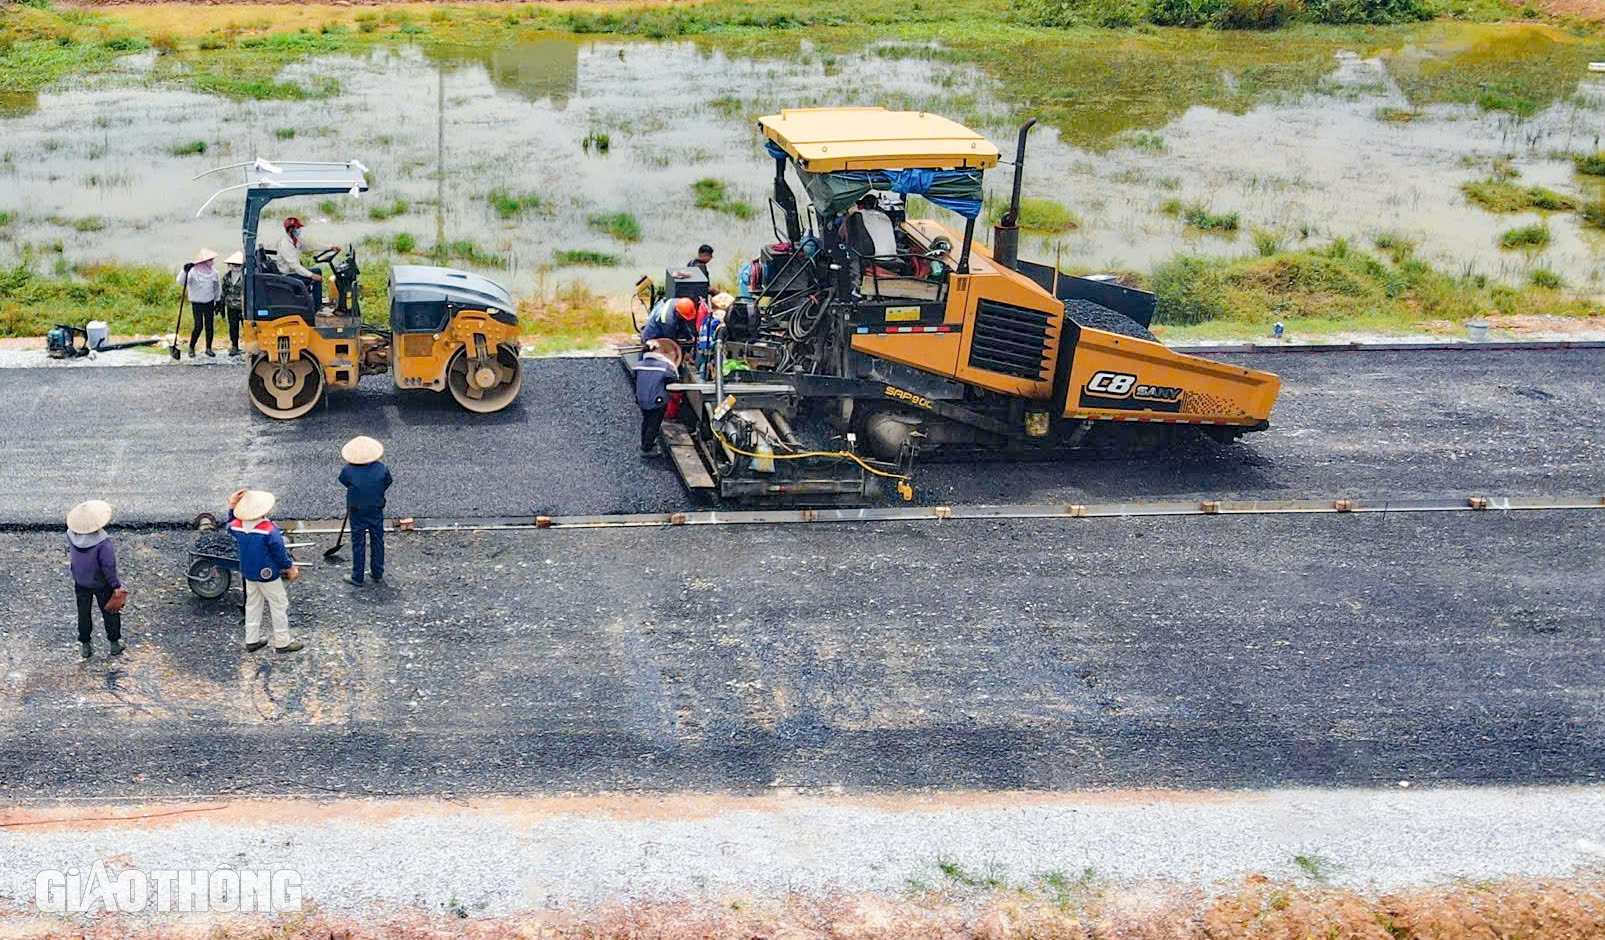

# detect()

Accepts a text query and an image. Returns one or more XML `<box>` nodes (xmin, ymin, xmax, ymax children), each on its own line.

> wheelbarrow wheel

<box><xmin>187</xmin><ymin>557</ymin><xmax>231</xmax><ymax>600</ymax></box>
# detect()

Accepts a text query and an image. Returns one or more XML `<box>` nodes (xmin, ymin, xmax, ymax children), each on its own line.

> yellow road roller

<box><xmin>196</xmin><ymin>159</ymin><xmax>523</xmax><ymax>418</ymax></box>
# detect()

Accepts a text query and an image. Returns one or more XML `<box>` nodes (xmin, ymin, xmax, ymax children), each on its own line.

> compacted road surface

<box><xmin>0</xmin><ymin>348</ymin><xmax>1602</xmax><ymax>524</ymax></box>
<box><xmin>2</xmin><ymin>511</ymin><xmax>1599</xmax><ymax>797</ymax></box>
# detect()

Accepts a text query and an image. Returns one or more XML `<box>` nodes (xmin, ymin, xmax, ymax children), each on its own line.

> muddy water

<box><xmin>0</xmin><ymin>27</ymin><xmax>1601</xmax><ymax>301</ymax></box>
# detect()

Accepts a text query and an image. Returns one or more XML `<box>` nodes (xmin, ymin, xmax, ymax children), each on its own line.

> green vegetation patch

<box><xmin>1581</xmin><ymin>197</ymin><xmax>1605</xmax><ymax>230</ymax></box>
<box><xmin>1497</xmin><ymin>222</ymin><xmax>1550</xmax><ymax>250</ymax></box>
<box><xmin>367</xmin><ymin>199</ymin><xmax>409</xmax><ymax>221</ymax></box>
<box><xmin>588</xmin><ymin>212</ymin><xmax>642</xmax><ymax>242</ymax></box>
<box><xmin>692</xmin><ymin>179</ymin><xmax>755</xmax><ymax>220</ymax></box>
<box><xmin>1462</xmin><ymin>178</ymin><xmax>1575</xmax><ymax>213</ymax></box>
<box><xmin>0</xmin><ymin>260</ymin><xmax>176</xmax><ymax>337</ymax></box>
<box><xmin>1183</xmin><ymin>204</ymin><xmax>1241</xmax><ymax>232</ymax></box>
<box><xmin>487</xmin><ymin>188</ymin><xmax>544</xmax><ymax>220</ymax></box>
<box><xmin>1149</xmin><ymin>239</ymin><xmax>1598</xmax><ymax>338</ymax></box>
<box><xmin>986</xmin><ymin>197</ymin><xmax>1080</xmax><ymax>233</ymax></box>
<box><xmin>1019</xmin><ymin>0</ymin><xmax>1432</xmax><ymax>29</ymax></box>
<box><xmin>516</xmin><ymin>282</ymin><xmax>634</xmax><ymax>355</ymax></box>
<box><xmin>1382</xmin><ymin>26</ymin><xmax>1605</xmax><ymax>118</ymax></box>
<box><xmin>1575</xmin><ymin>152</ymin><xmax>1605</xmax><ymax>176</ymax></box>
<box><xmin>554</xmin><ymin>249</ymin><xmax>621</xmax><ymax>267</ymax></box>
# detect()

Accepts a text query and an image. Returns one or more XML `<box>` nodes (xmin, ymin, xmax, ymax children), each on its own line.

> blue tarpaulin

<box><xmin>767</xmin><ymin>140</ymin><xmax>984</xmax><ymax>219</ymax></box>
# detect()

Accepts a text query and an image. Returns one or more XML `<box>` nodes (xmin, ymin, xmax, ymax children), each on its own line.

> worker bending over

<box><xmin>338</xmin><ymin>436</ymin><xmax>392</xmax><ymax>586</ymax></box>
<box><xmin>641</xmin><ymin>296</ymin><xmax>700</xmax><ymax>350</ymax></box>
<box><xmin>633</xmin><ymin>339</ymin><xmax>681</xmax><ymax>457</ymax></box>
<box><xmin>228</xmin><ymin>490</ymin><xmax>303</xmax><ymax>654</ymax></box>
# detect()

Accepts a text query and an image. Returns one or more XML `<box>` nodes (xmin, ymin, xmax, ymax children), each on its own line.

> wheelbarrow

<box><xmin>185</xmin><ymin>512</ymin><xmax>314</xmax><ymax>600</ymax></box>
<box><xmin>187</xmin><ymin>549</ymin><xmax>240</xmax><ymax>600</ymax></box>
<box><xmin>187</xmin><ymin>512</ymin><xmax>240</xmax><ymax>600</ymax></box>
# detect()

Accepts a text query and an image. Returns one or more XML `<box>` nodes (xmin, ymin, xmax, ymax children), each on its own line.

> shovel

<box><xmin>323</xmin><ymin>510</ymin><xmax>349</xmax><ymax>560</ymax></box>
<box><xmin>170</xmin><ymin>264</ymin><xmax>192</xmax><ymax>361</ymax></box>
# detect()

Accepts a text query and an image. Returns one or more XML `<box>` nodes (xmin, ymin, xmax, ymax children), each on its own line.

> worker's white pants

<box><xmin>244</xmin><ymin>578</ymin><xmax>292</xmax><ymax>648</ymax></box>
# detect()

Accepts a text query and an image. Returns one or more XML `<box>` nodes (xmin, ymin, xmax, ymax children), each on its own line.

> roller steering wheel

<box><xmin>312</xmin><ymin>246</ymin><xmax>341</xmax><ymax>264</ymax></box>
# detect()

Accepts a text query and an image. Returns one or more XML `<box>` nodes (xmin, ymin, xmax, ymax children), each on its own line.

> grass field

<box><xmin>5</xmin><ymin>236</ymin><xmax>1593</xmax><ymax>346</ymax></box>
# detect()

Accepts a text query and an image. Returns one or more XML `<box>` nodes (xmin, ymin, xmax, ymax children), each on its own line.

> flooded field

<box><xmin>1</xmin><ymin>22</ymin><xmax>1602</xmax><ymax>300</ymax></box>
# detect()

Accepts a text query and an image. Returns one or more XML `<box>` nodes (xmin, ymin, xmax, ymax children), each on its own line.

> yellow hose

<box><xmin>712</xmin><ymin>429</ymin><xmax>915</xmax><ymax>501</ymax></box>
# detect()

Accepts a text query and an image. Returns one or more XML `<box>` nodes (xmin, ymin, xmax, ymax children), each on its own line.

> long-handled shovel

<box><xmin>323</xmin><ymin>510</ymin><xmax>349</xmax><ymax>560</ymax></box>
<box><xmin>170</xmin><ymin>264</ymin><xmax>192</xmax><ymax>361</ymax></box>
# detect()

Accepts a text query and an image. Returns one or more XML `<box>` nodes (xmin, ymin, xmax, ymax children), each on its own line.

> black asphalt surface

<box><xmin>1</xmin><ymin>511</ymin><xmax>1601</xmax><ymax>797</ymax></box>
<box><xmin>1</xmin><ymin>348</ymin><xmax>1602</xmax><ymax>525</ymax></box>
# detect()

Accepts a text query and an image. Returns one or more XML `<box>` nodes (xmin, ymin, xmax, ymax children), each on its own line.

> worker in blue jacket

<box><xmin>640</xmin><ymin>296</ymin><xmax>699</xmax><ymax>350</ymax></box>
<box><xmin>228</xmin><ymin>489</ymin><xmax>302</xmax><ymax>653</ymax></box>
<box><xmin>338</xmin><ymin>436</ymin><xmax>392</xmax><ymax>586</ymax></box>
<box><xmin>632</xmin><ymin>339</ymin><xmax>682</xmax><ymax>457</ymax></box>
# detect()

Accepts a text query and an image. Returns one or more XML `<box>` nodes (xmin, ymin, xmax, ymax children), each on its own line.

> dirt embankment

<box><xmin>5</xmin><ymin>880</ymin><xmax>1605</xmax><ymax>939</ymax></box>
<box><xmin>69</xmin><ymin>0</ymin><xmax>647</xmax><ymax>5</ymax></box>
<box><xmin>1540</xmin><ymin>0</ymin><xmax>1605</xmax><ymax>19</ymax></box>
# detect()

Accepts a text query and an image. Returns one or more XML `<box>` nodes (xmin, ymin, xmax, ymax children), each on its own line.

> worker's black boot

<box><xmin>245</xmin><ymin>641</ymin><xmax>267</xmax><ymax>652</ymax></box>
<box><xmin>110</xmin><ymin>640</ymin><xmax>125</xmax><ymax>656</ymax></box>
<box><xmin>79</xmin><ymin>642</ymin><xmax>92</xmax><ymax>660</ymax></box>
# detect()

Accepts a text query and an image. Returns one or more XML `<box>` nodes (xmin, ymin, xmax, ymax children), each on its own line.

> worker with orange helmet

<box><xmin>640</xmin><ymin>294</ymin><xmax>701</xmax><ymax>350</ymax></box>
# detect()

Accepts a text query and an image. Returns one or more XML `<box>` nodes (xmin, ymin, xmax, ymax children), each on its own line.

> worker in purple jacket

<box><xmin>67</xmin><ymin>500</ymin><xmax>124</xmax><ymax>659</ymax></box>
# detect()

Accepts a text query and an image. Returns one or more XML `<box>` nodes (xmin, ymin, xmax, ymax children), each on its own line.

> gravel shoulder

<box><xmin>3</xmin><ymin>788</ymin><xmax>1604</xmax><ymax>917</ymax></box>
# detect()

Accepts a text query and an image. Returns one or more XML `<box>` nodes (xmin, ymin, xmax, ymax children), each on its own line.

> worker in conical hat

<box><xmin>176</xmin><ymin>247</ymin><xmax>222</xmax><ymax>358</ymax></box>
<box><xmin>338</xmin><ymin>437</ymin><xmax>392</xmax><ymax>586</ymax></box>
<box><xmin>227</xmin><ymin>490</ymin><xmax>303</xmax><ymax>654</ymax></box>
<box><xmin>221</xmin><ymin>250</ymin><xmax>246</xmax><ymax>357</ymax></box>
<box><xmin>67</xmin><ymin>499</ymin><xmax>125</xmax><ymax>659</ymax></box>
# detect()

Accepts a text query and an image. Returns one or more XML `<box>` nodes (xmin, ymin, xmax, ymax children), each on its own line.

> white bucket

<box><xmin>1465</xmin><ymin>319</ymin><xmax>1490</xmax><ymax>343</ymax></box>
<box><xmin>85</xmin><ymin>320</ymin><xmax>110</xmax><ymax>350</ymax></box>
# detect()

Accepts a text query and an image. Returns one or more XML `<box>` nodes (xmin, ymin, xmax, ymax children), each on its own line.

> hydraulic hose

<box><xmin>711</xmin><ymin>429</ymin><xmax>914</xmax><ymax>501</ymax></box>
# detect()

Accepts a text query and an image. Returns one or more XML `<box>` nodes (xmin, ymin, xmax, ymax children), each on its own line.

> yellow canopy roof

<box><xmin>758</xmin><ymin>107</ymin><xmax>1001</xmax><ymax>173</ymax></box>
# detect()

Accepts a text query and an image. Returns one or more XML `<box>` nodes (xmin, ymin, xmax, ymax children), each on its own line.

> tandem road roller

<box><xmin>637</xmin><ymin>109</ymin><xmax>1282</xmax><ymax>505</ymax></box>
<box><xmin>197</xmin><ymin>159</ymin><xmax>524</xmax><ymax>419</ymax></box>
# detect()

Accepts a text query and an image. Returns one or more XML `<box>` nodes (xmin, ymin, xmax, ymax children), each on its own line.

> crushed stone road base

<box><xmin>2</xmin><ymin>512</ymin><xmax>1601</xmax><ymax>797</ymax></box>
<box><xmin>2</xmin><ymin>789</ymin><xmax>1604</xmax><ymax>917</ymax></box>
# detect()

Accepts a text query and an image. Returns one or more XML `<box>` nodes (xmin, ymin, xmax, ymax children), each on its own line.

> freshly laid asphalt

<box><xmin>0</xmin><ymin>511</ymin><xmax>1600</xmax><ymax>798</ymax></box>
<box><xmin>0</xmin><ymin>348</ymin><xmax>1602</xmax><ymax>525</ymax></box>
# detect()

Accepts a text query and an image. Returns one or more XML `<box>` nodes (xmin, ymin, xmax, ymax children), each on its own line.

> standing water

<box><xmin>1</xmin><ymin>26</ymin><xmax>1601</xmax><ymax>300</ymax></box>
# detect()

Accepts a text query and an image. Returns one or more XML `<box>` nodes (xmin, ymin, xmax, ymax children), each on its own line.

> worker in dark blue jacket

<box><xmin>338</xmin><ymin>436</ymin><xmax>393</xmax><ymax>586</ymax></box>
<box><xmin>228</xmin><ymin>489</ymin><xmax>302</xmax><ymax>653</ymax></box>
<box><xmin>640</xmin><ymin>296</ymin><xmax>699</xmax><ymax>349</ymax></box>
<box><xmin>632</xmin><ymin>339</ymin><xmax>682</xmax><ymax>457</ymax></box>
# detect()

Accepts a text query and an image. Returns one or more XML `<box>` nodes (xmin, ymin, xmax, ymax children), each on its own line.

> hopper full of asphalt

<box><xmin>0</xmin><ymin>349</ymin><xmax>1601</xmax><ymax>525</ymax></box>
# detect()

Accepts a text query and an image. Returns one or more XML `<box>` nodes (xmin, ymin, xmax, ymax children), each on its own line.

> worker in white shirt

<box><xmin>275</xmin><ymin>217</ymin><xmax>336</xmax><ymax>309</ymax></box>
<box><xmin>176</xmin><ymin>247</ymin><xmax>221</xmax><ymax>358</ymax></box>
